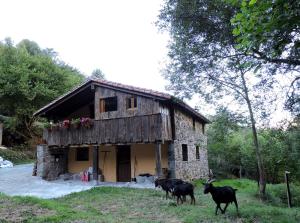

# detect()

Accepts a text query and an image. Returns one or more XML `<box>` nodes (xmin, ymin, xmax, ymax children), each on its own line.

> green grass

<box><xmin>0</xmin><ymin>148</ymin><xmax>35</xmax><ymax>164</ymax></box>
<box><xmin>0</xmin><ymin>179</ymin><xmax>299</xmax><ymax>223</ymax></box>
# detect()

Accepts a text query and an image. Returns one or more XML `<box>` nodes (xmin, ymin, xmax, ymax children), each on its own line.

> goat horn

<box><xmin>207</xmin><ymin>178</ymin><xmax>216</xmax><ymax>184</ymax></box>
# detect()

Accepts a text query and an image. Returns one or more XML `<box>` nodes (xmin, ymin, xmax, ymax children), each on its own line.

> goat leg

<box><xmin>233</xmin><ymin>199</ymin><xmax>239</xmax><ymax>214</ymax></box>
<box><xmin>190</xmin><ymin>194</ymin><xmax>196</xmax><ymax>205</ymax></box>
<box><xmin>222</xmin><ymin>203</ymin><xmax>229</xmax><ymax>214</ymax></box>
<box><xmin>176</xmin><ymin>196</ymin><xmax>180</xmax><ymax>204</ymax></box>
<box><xmin>179</xmin><ymin>196</ymin><xmax>184</xmax><ymax>204</ymax></box>
<box><xmin>215</xmin><ymin>203</ymin><xmax>223</xmax><ymax>215</ymax></box>
<box><xmin>215</xmin><ymin>205</ymin><xmax>219</xmax><ymax>215</ymax></box>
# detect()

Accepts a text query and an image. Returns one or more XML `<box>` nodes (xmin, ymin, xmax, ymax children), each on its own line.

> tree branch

<box><xmin>252</xmin><ymin>49</ymin><xmax>300</xmax><ymax>66</ymax></box>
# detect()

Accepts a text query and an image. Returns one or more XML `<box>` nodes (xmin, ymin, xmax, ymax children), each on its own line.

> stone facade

<box><xmin>37</xmin><ymin>145</ymin><xmax>68</xmax><ymax>181</ymax></box>
<box><xmin>173</xmin><ymin>110</ymin><xmax>209</xmax><ymax>180</ymax></box>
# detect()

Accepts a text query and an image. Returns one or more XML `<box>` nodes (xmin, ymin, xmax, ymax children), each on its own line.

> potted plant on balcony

<box><xmin>80</xmin><ymin>117</ymin><xmax>93</xmax><ymax>129</ymax></box>
<box><xmin>45</xmin><ymin>122</ymin><xmax>60</xmax><ymax>131</ymax></box>
<box><xmin>71</xmin><ymin>118</ymin><xmax>81</xmax><ymax>129</ymax></box>
<box><xmin>62</xmin><ymin>119</ymin><xmax>71</xmax><ymax>129</ymax></box>
<box><xmin>44</xmin><ymin>122</ymin><xmax>52</xmax><ymax>131</ymax></box>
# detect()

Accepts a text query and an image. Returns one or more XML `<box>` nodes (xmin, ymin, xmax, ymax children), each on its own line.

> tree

<box><xmin>157</xmin><ymin>0</ymin><xmax>274</xmax><ymax>196</ymax></box>
<box><xmin>230</xmin><ymin>0</ymin><xmax>300</xmax><ymax>116</ymax></box>
<box><xmin>207</xmin><ymin>108</ymin><xmax>245</xmax><ymax>177</ymax></box>
<box><xmin>91</xmin><ymin>68</ymin><xmax>105</xmax><ymax>80</ymax></box>
<box><xmin>230</xmin><ymin>0</ymin><xmax>300</xmax><ymax>68</ymax></box>
<box><xmin>0</xmin><ymin>38</ymin><xmax>84</xmax><ymax>145</ymax></box>
<box><xmin>208</xmin><ymin>109</ymin><xmax>300</xmax><ymax>183</ymax></box>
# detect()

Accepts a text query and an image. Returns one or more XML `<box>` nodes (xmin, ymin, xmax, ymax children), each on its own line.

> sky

<box><xmin>0</xmin><ymin>0</ymin><xmax>169</xmax><ymax>91</ymax></box>
<box><xmin>0</xmin><ymin>0</ymin><xmax>292</xmax><ymax>125</ymax></box>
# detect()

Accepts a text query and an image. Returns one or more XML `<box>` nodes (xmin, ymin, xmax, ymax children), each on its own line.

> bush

<box><xmin>0</xmin><ymin>148</ymin><xmax>35</xmax><ymax>164</ymax></box>
<box><xmin>267</xmin><ymin>183</ymin><xmax>300</xmax><ymax>207</ymax></box>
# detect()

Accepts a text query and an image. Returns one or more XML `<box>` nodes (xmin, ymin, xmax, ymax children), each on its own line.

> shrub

<box><xmin>267</xmin><ymin>183</ymin><xmax>300</xmax><ymax>207</ymax></box>
<box><xmin>0</xmin><ymin>148</ymin><xmax>35</xmax><ymax>164</ymax></box>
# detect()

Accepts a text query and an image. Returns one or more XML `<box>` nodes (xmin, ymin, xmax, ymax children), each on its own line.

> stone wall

<box><xmin>173</xmin><ymin>110</ymin><xmax>209</xmax><ymax>180</ymax></box>
<box><xmin>37</xmin><ymin>145</ymin><xmax>68</xmax><ymax>181</ymax></box>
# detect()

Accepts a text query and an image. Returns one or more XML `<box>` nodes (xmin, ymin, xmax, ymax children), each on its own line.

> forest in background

<box><xmin>207</xmin><ymin>107</ymin><xmax>300</xmax><ymax>183</ymax></box>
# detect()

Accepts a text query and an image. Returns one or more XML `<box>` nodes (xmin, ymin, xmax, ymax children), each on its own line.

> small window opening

<box><xmin>100</xmin><ymin>96</ymin><xmax>117</xmax><ymax>113</ymax></box>
<box><xmin>76</xmin><ymin>147</ymin><xmax>89</xmax><ymax>161</ymax></box>
<box><xmin>182</xmin><ymin>144</ymin><xmax>188</xmax><ymax>161</ymax></box>
<box><xmin>196</xmin><ymin>146</ymin><xmax>200</xmax><ymax>160</ymax></box>
<box><xmin>192</xmin><ymin>118</ymin><xmax>195</xmax><ymax>131</ymax></box>
<box><xmin>202</xmin><ymin>124</ymin><xmax>205</xmax><ymax>134</ymax></box>
<box><xmin>54</xmin><ymin>154</ymin><xmax>60</xmax><ymax>162</ymax></box>
<box><xmin>126</xmin><ymin>96</ymin><xmax>137</xmax><ymax>109</ymax></box>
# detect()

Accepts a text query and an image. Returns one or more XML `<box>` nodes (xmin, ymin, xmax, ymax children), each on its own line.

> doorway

<box><xmin>116</xmin><ymin>145</ymin><xmax>131</xmax><ymax>182</ymax></box>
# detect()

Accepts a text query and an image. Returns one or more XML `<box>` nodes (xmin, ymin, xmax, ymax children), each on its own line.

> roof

<box><xmin>34</xmin><ymin>78</ymin><xmax>210</xmax><ymax>123</ymax></box>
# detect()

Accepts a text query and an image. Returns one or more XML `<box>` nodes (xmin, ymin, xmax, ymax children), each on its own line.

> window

<box><xmin>196</xmin><ymin>146</ymin><xmax>200</xmax><ymax>160</ymax></box>
<box><xmin>126</xmin><ymin>96</ymin><xmax>137</xmax><ymax>109</ymax></box>
<box><xmin>54</xmin><ymin>154</ymin><xmax>60</xmax><ymax>162</ymax></box>
<box><xmin>100</xmin><ymin>97</ymin><xmax>117</xmax><ymax>112</ymax></box>
<box><xmin>192</xmin><ymin>118</ymin><xmax>195</xmax><ymax>131</ymax></box>
<box><xmin>182</xmin><ymin>144</ymin><xmax>188</xmax><ymax>161</ymax></box>
<box><xmin>76</xmin><ymin>148</ymin><xmax>89</xmax><ymax>161</ymax></box>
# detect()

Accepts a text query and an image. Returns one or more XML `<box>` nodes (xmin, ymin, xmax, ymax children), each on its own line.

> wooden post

<box><xmin>0</xmin><ymin>122</ymin><xmax>3</xmax><ymax>146</ymax></box>
<box><xmin>93</xmin><ymin>145</ymin><xmax>99</xmax><ymax>181</ymax></box>
<box><xmin>168</xmin><ymin>142</ymin><xmax>176</xmax><ymax>178</ymax></box>
<box><xmin>64</xmin><ymin>147</ymin><xmax>69</xmax><ymax>174</ymax></box>
<box><xmin>285</xmin><ymin>171</ymin><xmax>292</xmax><ymax>208</ymax></box>
<box><xmin>155</xmin><ymin>142</ymin><xmax>163</xmax><ymax>177</ymax></box>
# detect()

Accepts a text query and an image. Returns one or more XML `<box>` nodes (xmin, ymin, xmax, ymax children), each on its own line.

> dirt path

<box><xmin>0</xmin><ymin>164</ymin><xmax>94</xmax><ymax>198</ymax></box>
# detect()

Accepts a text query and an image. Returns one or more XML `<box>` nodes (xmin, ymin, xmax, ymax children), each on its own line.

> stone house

<box><xmin>34</xmin><ymin>79</ymin><xmax>210</xmax><ymax>181</ymax></box>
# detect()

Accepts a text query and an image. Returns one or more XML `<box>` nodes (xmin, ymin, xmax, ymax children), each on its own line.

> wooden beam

<box><xmin>168</xmin><ymin>142</ymin><xmax>176</xmax><ymax>179</ymax></box>
<box><xmin>93</xmin><ymin>145</ymin><xmax>99</xmax><ymax>181</ymax></box>
<box><xmin>170</xmin><ymin>107</ymin><xmax>176</xmax><ymax>140</ymax></box>
<box><xmin>155</xmin><ymin>142</ymin><xmax>163</xmax><ymax>177</ymax></box>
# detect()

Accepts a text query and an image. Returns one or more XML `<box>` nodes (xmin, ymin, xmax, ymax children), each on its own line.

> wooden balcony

<box><xmin>43</xmin><ymin>114</ymin><xmax>172</xmax><ymax>147</ymax></box>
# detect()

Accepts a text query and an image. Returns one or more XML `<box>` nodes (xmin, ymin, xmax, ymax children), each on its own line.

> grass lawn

<box><xmin>0</xmin><ymin>179</ymin><xmax>299</xmax><ymax>223</ymax></box>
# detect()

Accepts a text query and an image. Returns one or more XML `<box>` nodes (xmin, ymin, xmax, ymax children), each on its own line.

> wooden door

<box><xmin>117</xmin><ymin>145</ymin><xmax>131</xmax><ymax>182</ymax></box>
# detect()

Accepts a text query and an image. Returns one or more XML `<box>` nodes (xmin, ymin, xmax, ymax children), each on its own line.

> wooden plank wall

<box><xmin>43</xmin><ymin>114</ymin><xmax>172</xmax><ymax>146</ymax></box>
<box><xmin>94</xmin><ymin>86</ymin><xmax>160</xmax><ymax>120</ymax></box>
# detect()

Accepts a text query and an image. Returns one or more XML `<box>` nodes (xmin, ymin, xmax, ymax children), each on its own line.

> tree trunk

<box><xmin>241</xmin><ymin>73</ymin><xmax>266</xmax><ymax>197</ymax></box>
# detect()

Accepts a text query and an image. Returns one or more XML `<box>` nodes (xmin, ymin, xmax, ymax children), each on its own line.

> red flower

<box><xmin>62</xmin><ymin>119</ymin><xmax>71</xmax><ymax>129</ymax></box>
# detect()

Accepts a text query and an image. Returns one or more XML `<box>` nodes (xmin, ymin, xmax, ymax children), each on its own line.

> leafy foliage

<box><xmin>229</xmin><ymin>0</ymin><xmax>300</xmax><ymax>116</ymax></box>
<box><xmin>0</xmin><ymin>148</ymin><xmax>35</xmax><ymax>164</ymax></box>
<box><xmin>208</xmin><ymin>109</ymin><xmax>300</xmax><ymax>183</ymax></box>
<box><xmin>0</xmin><ymin>38</ymin><xmax>84</xmax><ymax>146</ymax></box>
<box><xmin>230</xmin><ymin>0</ymin><xmax>300</xmax><ymax>68</ymax></box>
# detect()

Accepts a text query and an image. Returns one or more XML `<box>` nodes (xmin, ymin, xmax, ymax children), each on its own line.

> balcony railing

<box><xmin>43</xmin><ymin>114</ymin><xmax>172</xmax><ymax>146</ymax></box>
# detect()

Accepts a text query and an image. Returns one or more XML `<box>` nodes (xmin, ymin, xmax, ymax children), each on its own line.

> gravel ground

<box><xmin>0</xmin><ymin>164</ymin><xmax>154</xmax><ymax>199</ymax></box>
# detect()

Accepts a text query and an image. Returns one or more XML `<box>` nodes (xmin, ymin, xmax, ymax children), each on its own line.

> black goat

<box><xmin>172</xmin><ymin>182</ymin><xmax>195</xmax><ymax>205</ymax></box>
<box><xmin>203</xmin><ymin>179</ymin><xmax>238</xmax><ymax>215</ymax></box>
<box><xmin>155</xmin><ymin>178</ymin><xmax>184</xmax><ymax>199</ymax></box>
